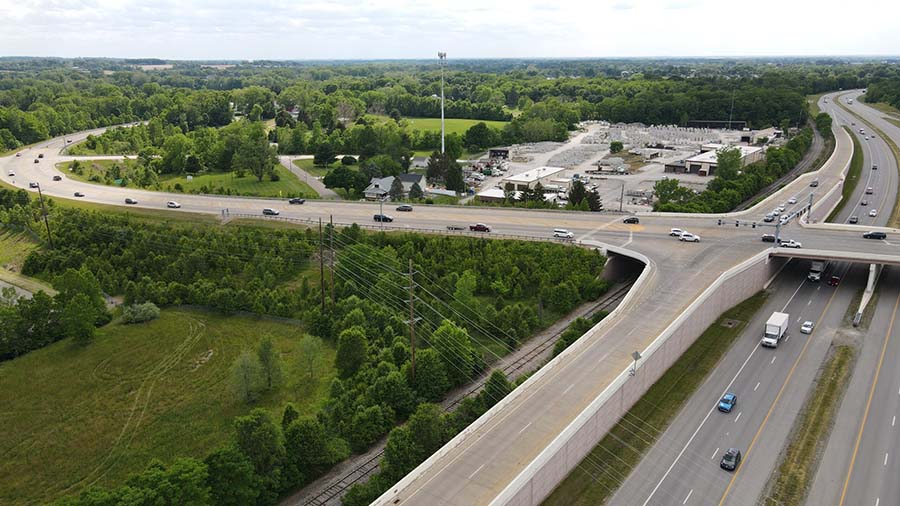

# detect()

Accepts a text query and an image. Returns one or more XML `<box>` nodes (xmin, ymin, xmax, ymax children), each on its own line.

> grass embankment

<box><xmin>293</xmin><ymin>158</ymin><xmax>344</xmax><ymax>178</ymax></box>
<box><xmin>761</xmin><ymin>345</ymin><xmax>855</xmax><ymax>506</ymax></box>
<box><xmin>542</xmin><ymin>291</ymin><xmax>767</xmax><ymax>506</ymax></box>
<box><xmin>834</xmin><ymin>96</ymin><xmax>900</xmax><ymax>227</ymax></box>
<box><xmin>0</xmin><ymin>308</ymin><xmax>335</xmax><ymax>505</ymax></box>
<box><xmin>0</xmin><ymin>230</ymin><xmax>56</xmax><ymax>295</ymax></box>
<box><xmin>808</xmin><ymin>92</ymin><xmax>828</xmax><ymax>117</ymax></box>
<box><xmin>57</xmin><ymin>160</ymin><xmax>318</xmax><ymax>199</ymax></box>
<box><xmin>826</xmin><ymin>127</ymin><xmax>863</xmax><ymax>222</ymax></box>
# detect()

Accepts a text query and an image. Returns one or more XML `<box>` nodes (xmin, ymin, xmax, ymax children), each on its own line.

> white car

<box><xmin>553</xmin><ymin>229</ymin><xmax>574</xmax><ymax>239</ymax></box>
<box><xmin>787</xmin><ymin>198</ymin><xmax>797</xmax><ymax>204</ymax></box>
<box><xmin>869</xmin><ymin>209</ymin><xmax>878</xmax><ymax>217</ymax></box>
<box><xmin>776</xmin><ymin>206</ymin><xmax>786</xmax><ymax>213</ymax></box>
<box><xmin>800</xmin><ymin>321</ymin><xmax>814</xmax><ymax>334</ymax></box>
<box><xmin>7</xmin><ymin>170</ymin><xmax>14</xmax><ymax>177</ymax></box>
<box><xmin>167</xmin><ymin>201</ymin><xmax>181</xmax><ymax>209</ymax></box>
<box><xmin>679</xmin><ymin>232</ymin><xmax>700</xmax><ymax>242</ymax></box>
<box><xmin>670</xmin><ymin>228</ymin><xmax>685</xmax><ymax>237</ymax></box>
<box><xmin>780</xmin><ymin>239</ymin><xmax>802</xmax><ymax>248</ymax></box>
<box><xmin>780</xmin><ymin>216</ymin><xmax>789</xmax><ymax>225</ymax></box>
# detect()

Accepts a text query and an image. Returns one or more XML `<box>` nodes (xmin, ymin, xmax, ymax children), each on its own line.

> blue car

<box><xmin>718</xmin><ymin>393</ymin><xmax>737</xmax><ymax>413</ymax></box>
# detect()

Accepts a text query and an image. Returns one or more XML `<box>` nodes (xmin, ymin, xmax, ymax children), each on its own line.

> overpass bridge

<box><xmin>1</xmin><ymin>91</ymin><xmax>898</xmax><ymax>506</ymax></box>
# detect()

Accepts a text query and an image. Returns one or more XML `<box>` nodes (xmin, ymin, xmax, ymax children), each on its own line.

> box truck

<box><xmin>762</xmin><ymin>312</ymin><xmax>789</xmax><ymax>348</ymax></box>
<box><xmin>808</xmin><ymin>260</ymin><xmax>828</xmax><ymax>282</ymax></box>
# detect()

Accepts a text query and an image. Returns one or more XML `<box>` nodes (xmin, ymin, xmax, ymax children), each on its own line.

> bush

<box><xmin>341</xmin><ymin>156</ymin><xmax>357</xmax><ymax>165</ymax></box>
<box><xmin>269</xmin><ymin>171</ymin><xmax>280</xmax><ymax>182</ymax></box>
<box><xmin>121</xmin><ymin>302</ymin><xmax>161</xmax><ymax>324</ymax></box>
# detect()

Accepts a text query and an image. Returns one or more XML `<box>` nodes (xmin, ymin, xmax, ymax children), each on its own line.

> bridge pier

<box><xmin>854</xmin><ymin>264</ymin><xmax>883</xmax><ymax>326</ymax></box>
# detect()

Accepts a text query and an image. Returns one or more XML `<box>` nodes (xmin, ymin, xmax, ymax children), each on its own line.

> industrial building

<box><xmin>502</xmin><ymin>166</ymin><xmax>566</xmax><ymax>191</ymax></box>
<box><xmin>664</xmin><ymin>144</ymin><xmax>764</xmax><ymax>177</ymax></box>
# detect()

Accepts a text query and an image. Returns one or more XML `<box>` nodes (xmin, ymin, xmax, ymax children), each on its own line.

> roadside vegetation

<box><xmin>827</xmin><ymin>127</ymin><xmax>863</xmax><ymax>222</ymax></box>
<box><xmin>761</xmin><ymin>345</ymin><xmax>855</xmax><ymax>506</ymax></box>
<box><xmin>542</xmin><ymin>292</ymin><xmax>767</xmax><ymax>506</ymax></box>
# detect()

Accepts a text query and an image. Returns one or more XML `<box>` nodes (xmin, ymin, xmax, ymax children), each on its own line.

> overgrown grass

<box><xmin>761</xmin><ymin>345</ymin><xmax>855</xmax><ymax>506</ymax></box>
<box><xmin>827</xmin><ymin>127</ymin><xmax>863</xmax><ymax>222</ymax></box>
<box><xmin>293</xmin><ymin>158</ymin><xmax>345</xmax><ymax>177</ymax></box>
<box><xmin>0</xmin><ymin>230</ymin><xmax>56</xmax><ymax>295</ymax></box>
<box><xmin>858</xmin><ymin>99</ymin><xmax>900</xmax><ymax>118</ymax></box>
<box><xmin>0</xmin><ymin>307</ymin><xmax>335</xmax><ymax>506</ymax></box>
<box><xmin>886</xmin><ymin>117</ymin><xmax>900</xmax><ymax>129</ymax></box>
<box><xmin>542</xmin><ymin>291</ymin><xmax>768</xmax><ymax>506</ymax></box>
<box><xmin>808</xmin><ymin>92</ymin><xmax>828</xmax><ymax>117</ymax></box>
<box><xmin>388</xmin><ymin>116</ymin><xmax>508</xmax><ymax>136</ymax></box>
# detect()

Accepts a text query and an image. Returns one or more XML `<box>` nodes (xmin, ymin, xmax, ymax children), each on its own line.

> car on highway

<box><xmin>863</xmin><ymin>231</ymin><xmax>887</xmax><ymax>240</ymax></box>
<box><xmin>801</xmin><ymin>321</ymin><xmax>815</xmax><ymax>334</ymax></box>
<box><xmin>669</xmin><ymin>228</ymin><xmax>685</xmax><ymax>237</ymax></box>
<box><xmin>446</xmin><ymin>225</ymin><xmax>465</xmax><ymax>231</ymax></box>
<box><xmin>763</xmin><ymin>214</ymin><xmax>775</xmax><ymax>222</ymax></box>
<box><xmin>810</xmin><ymin>180</ymin><xmax>819</xmax><ymax>187</ymax></box>
<box><xmin>125</xmin><ymin>198</ymin><xmax>137</xmax><ymax>205</ymax></box>
<box><xmin>167</xmin><ymin>201</ymin><xmax>181</xmax><ymax>208</ymax></box>
<box><xmin>761</xmin><ymin>234</ymin><xmax>776</xmax><ymax>243</ymax></box>
<box><xmin>6</xmin><ymin>170</ymin><xmax>13</xmax><ymax>176</ymax></box>
<box><xmin>872</xmin><ymin>164</ymin><xmax>878</xmax><ymax>170</ymax></box>
<box><xmin>28</xmin><ymin>182</ymin><xmax>39</xmax><ymax>188</ymax></box>
<box><xmin>679</xmin><ymin>232</ymin><xmax>700</xmax><ymax>242</ymax></box>
<box><xmin>33</xmin><ymin>158</ymin><xmax>39</xmax><ymax>164</ymax></box>
<box><xmin>776</xmin><ymin>206</ymin><xmax>786</xmax><ymax>213</ymax></box>
<box><xmin>849</xmin><ymin>216</ymin><xmax>859</xmax><ymax>224</ymax></box>
<box><xmin>787</xmin><ymin>197</ymin><xmax>797</xmax><ymax>204</ymax></box>
<box><xmin>718</xmin><ymin>393</ymin><xmax>737</xmax><ymax>413</ymax></box>
<box><xmin>779</xmin><ymin>216</ymin><xmax>789</xmax><ymax>225</ymax></box>
<box><xmin>771</xmin><ymin>209</ymin><xmax>781</xmax><ymax>217</ymax></box>
<box><xmin>53</xmin><ymin>175</ymin><xmax>62</xmax><ymax>181</ymax></box>
<box><xmin>869</xmin><ymin>209</ymin><xmax>878</xmax><ymax>217</ymax></box>
<box><xmin>37</xmin><ymin>153</ymin><xmax>43</xmax><ymax>159</ymax></box>
<box><xmin>828</xmin><ymin>276</ymin><xmax>841</xmax><ymax>286</ymax></box>
<box><xmin>288</xmin><ymin>197</ymin><xmax>305</xmax><ymax>204</ymax></box>
<box><xmin>861</xmin><ymin>199</ymin><xmax>869</xmax><ymax>206</ymax></box>
<box><xmin>720</xmin><ymin>448</ymin><xmax>742</xmax><ymax>471</ymax></box>
<box><xmin>623</xmin><ymin>216</ymin><xmax>640</xmax><ymax>224</ymax></box>
<box><xmin>262</xmin><ymin>208</ymin><xmax>279</xmax><ymax>216</ymax></box>
<box><xmin>780</xmin><ymin>239</ymin><xmax>802</xmax><ymax>248</ymax></box>
<box><xmin>470</xmin><ymin>223</ymin><xmax>491</xmax><ymax>232</ymax></box>
<box><xmin>865</xmin><ymin>187</ymin><xmax>873</xmax><ymax>195</ymax></box>
<box><xmin>396</xmin><ymin>204</ymin><xmax>413</xmax><ymax>212</ymax></box>
<box><xmin>553</xmin><ymin>229</ymin><xmax>574</xmax><ymax>239</ymax></box>
<box><xmin>73</xmin><ymin>192</ymin><xmax>84</xmax><ymax>198</ymax></box>
<box><xmin>373</xmin><ymin>214</ymin><xmax>393</xmax><ymax>222</ymax></box>
<box><xmin>15</xmin><ymin>152</ymin><xmax>20</xmax><ymax>157</ymax></box>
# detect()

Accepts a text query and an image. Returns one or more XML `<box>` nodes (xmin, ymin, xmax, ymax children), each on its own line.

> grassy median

<box><xmin>542</xmin><ymin>291</ymin><xmax>767</xmax><ymax>506</ymax></box>
<box><xmin>761</xmin><ymin>344</ymin><xmax>855</xmax><ymax>506</ymax></box>
<box><xmin>826</xmin><ymin>127</ymin><xmax>863</xmax><ymax>222</ymax></box>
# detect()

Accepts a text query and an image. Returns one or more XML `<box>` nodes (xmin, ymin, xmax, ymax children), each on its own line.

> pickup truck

<box><xmin>470</xmin><ymin>223</ymin><xmax>491</xmax><ymax>232</ymax></box>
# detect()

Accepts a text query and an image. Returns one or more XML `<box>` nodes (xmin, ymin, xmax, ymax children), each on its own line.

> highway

<box><xmin>1</xmin><ymin>91</ymin><xmax>898</xmax><ymax>506</ymax></box>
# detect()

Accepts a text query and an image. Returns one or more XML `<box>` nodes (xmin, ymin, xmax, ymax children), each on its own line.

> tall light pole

<box><xmin>438</xmin><ymin>51</ymin><xmax>447</xmax><ymax>154</ymax></box>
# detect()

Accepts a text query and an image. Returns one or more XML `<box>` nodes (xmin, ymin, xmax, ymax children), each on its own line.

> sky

<box><xmin>1</xmin><ymin>0</ymin><xmax>898</xmax><ymax>60</ymax></box>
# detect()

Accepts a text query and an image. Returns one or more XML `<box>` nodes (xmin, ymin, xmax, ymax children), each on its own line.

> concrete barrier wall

<box><xmin>493</xmin><ymin>251</ymin><xmax>787</xmax><ymax>506</ymax></box>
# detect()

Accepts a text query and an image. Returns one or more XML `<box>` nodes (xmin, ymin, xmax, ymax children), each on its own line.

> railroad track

<box><xmin>298</xmin><ymin>280</ymin><xmax>635</xmax><ymax>506</ymax></box>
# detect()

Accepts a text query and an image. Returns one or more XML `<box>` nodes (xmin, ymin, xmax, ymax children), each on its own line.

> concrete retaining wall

<box><xmin>492</xmin><ymin>250</ymin><xmax>787</xmax><ymax>506</ymax></box>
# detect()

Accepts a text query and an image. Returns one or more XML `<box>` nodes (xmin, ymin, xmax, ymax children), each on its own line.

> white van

<box><xmin>553</xmin><ymin>229</ymin><xmax>574</xmax><ymax>239</ymax></box>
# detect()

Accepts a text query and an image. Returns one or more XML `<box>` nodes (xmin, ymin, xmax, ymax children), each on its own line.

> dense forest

<box><xmin>0</xmin><ymin>192</ymin><xmax>607</xmax><ymax>505</ymax></box>
<box><xmin>865</xmin><ymin>78</ymin><xmax>900</xmax><ymax>110</ymax></box>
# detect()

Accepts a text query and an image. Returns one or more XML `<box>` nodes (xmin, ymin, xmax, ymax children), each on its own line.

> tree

<box><xmin>464</xmin><ymin>122</ymin><xmax>498</xmax><ymax>151</ymax></box>
<box><xmin>444</xmin><ymin>161</ymin><xmax>465</xmax><ymax>193</ymax></box>
<box><xmin>425</xmin><ymin>151</ymin><xmax>444</xmax><ymax>183</ymax></box>
<box><xmin>284</xmin><ymin>417</ymin><xmax>332</xmax><ymax>479</ymax></box>
<box><xmin>409</xmin><ymin>348</ymin><xmax>447</xmax><ymax>402</ymax></box>
<box><xmin>314</xmin><ymin>141</ymin><xmax>336</xmax><ymax>167</ymax></box>
<box><xmin>431</xmin><ymin>320</ymin><xmax>478</xmax><ymax>386</ymax></box>
<box><xmin>567</xmin><ymin>180</ymin><xmax>588</xmax><ymax>206</ymax></box>
<box><xmin>335</xmin><ymin>326</ymin><xmax>368</xmax><ymax>379</ymax></box>
<box><xmin>389</xmin><ymin>109</ymin><xmax>402</xmax><ymax>122</ymax></box>
<box><xmin>503</xmin><ymin>182</ymin><xmax>517</xmax><ymax>202</ymax></box>
<box><xmin>61</xmin><ymin>293</ymin><xmax>98</xmax><ymax>345</ymax></box>
<box><xmin>389</xmin><ymin>176</ymin><xmax>404</xmax><ymax>200</ymax></box>
<box><xmin>586</xmin><ymin>190</ymin><xmax>603</xmax><ymax>211</ymax></box>
<box><xmin>653</xmin><ymin>178</ymin><xmax>693</xmax><ymax>207</ymax></box>
<box><xmin>231</xmin><ymin>351</ymin><xmax>265</xmax><ymax>404</ymax></box>
<box><xmin>233</xmin><ymin>408</ymin><xmax>285</xmax><ymax>477</ymax></box>
<box><xmin>406</xmin><ymin>403</ymin><xmax>449</xmax><ymax>460</ymax></box>
<box><xmin>815</xmin><ymin>112</ymin><xmax>833</xmax><ymax>137</ymax></box>
<box><xmin>482</xmin><ymin>370</ymin><xmax>513</xmax><ymax>408</ymax></box>
<box><xmin>232</xmin><ymin>123</ymin><xmax>276</xmax><ymax>182</ymax></box>
<box><xmin>610</xmin><ymin>140</ymin><xmax>624</xmax><ymax>153</ymax></box>
<box><xmin>204</xmin><ymin>445</ymin><xmax>260</xmax><ymax>506</ymax></box>
<box><xmin>297</xmin><ymin>335</ymin><xmax>324</xmax><ymax>379</ymax></box>
<box><xmin>381</xmin><ymin>425</ymin><xmax>419</xmax><ymax>481</ymax></box>
<box><xmin>256</xmin><ymin>337</ymin><xmax>283</xmax><ymax>390</ymax></box>
<box><xmin>714</xmin><ymin>146</ymin><xmax>742</xmax><ymax>181</ymax></box>
<box><xmin>281</xmin><ymin>403</ymin><xmax>300</xmax><ymax>430</ymax></box>
<box><xmin>408</xmin><ymin>182</ymin><xmax>424</xmax><ymax>200</ymax></box>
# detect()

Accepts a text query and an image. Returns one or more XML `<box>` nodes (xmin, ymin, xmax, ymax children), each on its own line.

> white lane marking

<box><xmin>785</xmin><ymin>335</ymin><xmax>791</xmax><ymax>342</ymax></box>
<box><xmin>797</xmin><ymin>316</ymin><xmax>802</xmax><ymax>322</ymax></box>
<box><xmin>622</xmin><ymin>229</ymin><xmax>633</xmax><ymax>248</ymax></box>
<box><xmin>563</xmin><ymin>383</ymin><xmax>575</xmax><ymax>395</ymax></box>
<box><xmin>772</xmin><ymin>356</ymin><xmax>777</xmax><ymax>365</ymax></box>
<box><xmin>517</xmin><ymin>422</ymin><xmax>532</xmax><ymax>435</ymax></box>
<box><xmin>467</xmin><ymin>463</ymin><xmax>485</xmax><ymax>480</ymax></box>
<box><xmin>808</xmin><ymin>299</ymin><xmax>813</xmax><ymax>306</ymax></box>
<box><xmin>641</xmin><ymin>338</ymin><xmax>763</xmax><ymax>506</ymax></box>
<box><xmin>885</xmin><ymin>453</ymin><xmax>889</xmax><ymax>467</ymax></box>
<box><xmin>783</xmin><ymin>278</ymin><xmax>807</xmax><ymax>311</ymax></box>
<box><xmin>712</xmin><ymin>447</ymin><xmax>720</xmax><ymax>459</ymax></box>
<box><xmin>683</xmin><ymin>489</ymin><xmax>693</xmax><ymax>505</ymax></box>
<box><xmin>754</xmin><ymin>382</ymin><xmax>761</xmax><ymax>391</ymax></box>
<box><xmin>892</xmin><ymin>415</ymin><xmax>896</xmax><ymax>427</ymax></box>
<box><xmin>876</xmin><ymin>497</ymin><xmax>880</xmax><ymax>506</ymax></box>
<box><xmin>735</xmin><ymin>412</ymin><xmax>742</xmax><ymax>423</ymax></box>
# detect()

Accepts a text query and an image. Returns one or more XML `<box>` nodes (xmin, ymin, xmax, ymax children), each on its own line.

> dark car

<box><xmin>34</xmin><ymin>158</ymin><xmax>39</xmax><ymax>164</ymax></box>
<box><xmin>720</xmin><ymin>448</ymin><xmax>742</xmax><ymax>471</ymax></box>
<box><xmin>623</xmin><ymin>216</ymin><xmax>640</xmax><ymax>224</ymax></box>
<box><xmin>73</xmin><ymin>192</ymin><xmax>85</xmax><ymax>198</ymax></box>
<box><xmin>761</xmin><ymin>234</ymin><xmax>776</xmax><ymax>243</ymax></box>
<box><xmin>374</xmin><ymin>214</ymin><xmax>393</xmax><ymax>223</ymax></box>
<box><xmin>849</xmin><ymin>216</ymin><xmax>859</xmax><ymax>224</ymax></box>
<box><xmin>469</xmin><ymin>223</ymin><xmax>491</xmax><ymax>232</ymax></box>
<box><xmin>262</xmin><ymin>208</ymin><xmax>280</xmax><ymax>216</ymax></box>
<box><xmin>810</xmin><ymin>180</ymin><xmax>819</xmax><ymax>187</ymax></box>
<box><xmin>873</xmin><ymin>164</ymin><xmax>878</xmax><ymax>170</ymax></box>
<box><xmin>52</xmin><ymin>175</ymin><xmax>62</xmax><ymax>181</ymax></box>
<box><xmin>396</xmin><ymin>204</ymin><xmax>413</xmax><ymax>212</ymax></box>
<box><xmin>288</xmin><ymin>197</ymin><xmax>305</xmax><ymax>204</ymax></box>
<box><xmin>28</xmin><ymin>182</ymin><xmax>39</xmax><ymax>189</ymax></box>
<box><xmin>718</xmin><ymin>393</ymin><xmax>737</xmax><ymax>413</ymax></box>
<box><xmin>37</xmin><ymin>153</ymin><xmax>44</xmax><ymax>159</ymax></box>
<box><xmin>828</xmin><ymin>276</ymin><xmax>841</xmax><ymax>286</ymax></box>
<box><xmin>861</xmin><ymin>200</ymin><xmax>869</xmax><ymax>206</ymax></box>
<box><xmin>446</xmin><ymin>225</ymin><xmax>465</xmax><ymax>231</ymax></box>
<box><xmin>125</xmin><ymin>198</ymin><xmax>137</xmax><ymax>205</ymax></box>
<box><xmin>863</xmin><ymin>231</ymin><xmax>887</xmax><ymax>240</ymax></box>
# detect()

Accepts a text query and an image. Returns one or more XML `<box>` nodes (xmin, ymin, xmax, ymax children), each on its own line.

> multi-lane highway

<box><xmin>1</xmin><ymin>90</ymin><xmax>898</xmax><ymax>506</ymax></box>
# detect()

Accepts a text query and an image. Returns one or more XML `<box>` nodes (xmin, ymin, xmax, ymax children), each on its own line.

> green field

<box><xmin>58</xmin><ymin>160</ymin><xmax>318</xmax><ymax>198</ymax></box>
<box><xmin>398</xmin><ymin>116</ymin><xmax>508</xmax><ymax>136</ymax></box>
<box><xmin>0</xmin><ymin>308</ymin><xmax>335</xmax><ymax>505</ymax></box>
<box><xmin>293</xmin><ymin>157</ymin><xmax>344</xmax><ymax>177</ymax></box>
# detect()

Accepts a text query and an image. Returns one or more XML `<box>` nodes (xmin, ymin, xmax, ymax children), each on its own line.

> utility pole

<box><xmin>619</xmin><ymin>181</ymin><xmax>625</xmax><ymax>212</ymax></box>
<box><xmin>319</xmin><ymin>218</ymin><xmax>325</xmax><ymax>311</ymax></box>
<box><xmin>329</xmin><ymin>214</ymin><xmax>335</xmax><ymax>305</ymax></box>
<box><xmin>36</xmin><ymin>183</ymin><xmax>53</xmax><ymax>249</ymax></box>
<box><xmin>728</xmin><ymin>87</ymin><xmax>736</xmax><ymax>131</ymax></box>
<box><xmin>407</xmin><ymin>258</ymin><xmax>417</xmax><ymax>382</ymax></box>
<box><xmin>438</xmin><ymin>51</ymin><xmax>447</xmax><ymax>154</ymax></box>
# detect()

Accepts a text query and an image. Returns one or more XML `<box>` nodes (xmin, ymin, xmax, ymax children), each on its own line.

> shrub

<box><xmin>341</xmin><ymin>156</ymin><xmax>357</xmax><ymax>165</ymax></box>
<box><xmin>122</xmin><ymin>302</ymin><xmax>161</xmax><ymax>324</ymax></box>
